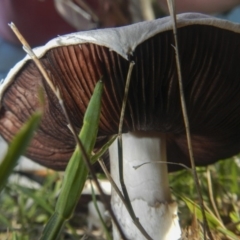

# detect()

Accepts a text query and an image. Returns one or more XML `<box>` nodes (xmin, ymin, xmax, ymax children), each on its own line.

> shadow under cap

<box><xmin>1</xmin><ymin>13</ymin><xmax>240</xmax><ymax>171</ymax></box>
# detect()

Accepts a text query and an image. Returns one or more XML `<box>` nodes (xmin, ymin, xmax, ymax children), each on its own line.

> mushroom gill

<box><xmin>1</xmin><ymin>18</ymin><xmax>240</xmax><ymax>171</ymax></box>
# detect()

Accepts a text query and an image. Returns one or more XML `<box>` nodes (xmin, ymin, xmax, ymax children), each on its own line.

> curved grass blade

<box><xmin>90</xmin><ymin>181</ymin><xmax>112</xmax><ymax>240</ymax></box>
<box><xmin>181</xmin><ymin>195</ymin><xmax>239</xmax><ymax>240</ymax></box>
<box><xmin>16</xmin><ymin>185</ymin><xmax>54</xmax><ymax>215</ymax></box>
<box><xmin>41</xmin><ymin>81</ymin><xmax>103</xmax><ymax>240</ymax></box>
<box><xmin>91</xmin><ymin>135</ymin><xmax>117</xmax><ymax>164</ymax></box>
<box><xmin>0</xmin><ymin>112</ymin><xmax>42</xmax><ymax>193</ymax></box>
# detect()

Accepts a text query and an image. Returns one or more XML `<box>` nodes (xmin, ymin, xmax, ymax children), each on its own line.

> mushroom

<box><xmin>1</xmin><ymin>13</ymin><xmax>240</xmax><ymax>239</ymax></box>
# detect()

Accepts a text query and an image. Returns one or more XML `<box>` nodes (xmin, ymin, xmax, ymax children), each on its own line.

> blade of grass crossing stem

<box><xmin>0</xmin><ymin>112</ymin><xmax>42</xmax><ymax>193</ymax></box>
<box><xmin>41</xmin><ymin>81</ymin><xmax>103</xmax><ymax>240</ymax></box>
<box><xmin>90</xmin><ymin>181</ymin><xmax>112</xmax><ymax>240</ymax></box>
<box><xmin>91</xmin><ymin>135</ymin><xmax>117</xmax><ymax>163</ymax></box>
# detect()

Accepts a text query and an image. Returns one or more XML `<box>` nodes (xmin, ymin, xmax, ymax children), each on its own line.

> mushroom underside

<box><xmin>1</xmin><ymin>24</ymin><xmax>240</xmax><ymax>171</ymax></box>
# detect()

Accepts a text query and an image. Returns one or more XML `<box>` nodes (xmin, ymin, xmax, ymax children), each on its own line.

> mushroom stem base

<box><xmin>109</xmin><ymin>132</ymin><xmax>181</xmax><ymax>240</ymax></box>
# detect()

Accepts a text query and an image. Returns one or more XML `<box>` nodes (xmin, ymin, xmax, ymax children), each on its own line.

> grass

<box><xmin>170</xmin><ymin>157</ymin><xmax>240</xmax><ymax>239</ymax></box>
<box><xmin>0</xmin><ymin>170</ymin><xmax>111</xmax><ymax>240</ymax></box>
<box><xmin>0</xmin><ymin>157</ymin><xmax>239</xmax><ymax>239</ymax></box>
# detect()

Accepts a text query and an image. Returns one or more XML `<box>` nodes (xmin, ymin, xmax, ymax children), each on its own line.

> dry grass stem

<box><xmin>166</xmin><ymin>1</ymin><xmax>213</xmax><ymax>239</ymax></box>
<box><xmin>9</xmin><ymin>22</ymin><xmax>126</xmax><ymax>239</ymax></box>
<box><xmin>206</xmin><ymin>168</ymin><xmax>222</xmax><ymax>223</ymax></box>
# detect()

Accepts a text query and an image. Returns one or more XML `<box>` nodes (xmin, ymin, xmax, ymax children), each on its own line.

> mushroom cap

<box><xmin>1</xmin><ymin>13</ymin><xmax>240</xmax><ymax>171</ymax></box>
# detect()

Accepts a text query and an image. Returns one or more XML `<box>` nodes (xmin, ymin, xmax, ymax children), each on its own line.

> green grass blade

<box><xmin>16</xmin><ymin>185</ymin><xmax>54</xmax><ymax>214</ymax></box>
<box><xmin>91</xmin><ymin>135</ymin><xmax>117</xmax><ymax>163</ymax></box>
<box><xmin>0</xmin><ymin>212</ymin><xmax>11</xmax><ymax>227</ymax></box>
<box><xmin>217</xmin><ymin>227</ymin><xmax>240</xmax><ymax>240</ymax></box>
<box><xmin>0</xmin><ymin>112</ymin><xmax>42</xmax><ymax>193</ymax></box>
<box><xmin>41</xmin><ymin>81</ymin><xmax>103</xmax><ymax>240</ymax></box>
<box><xmin>180</xmin><ymin>195</ymin><xmax>221</xmax><ymax>229</ymax></box>
<box><xmin>41</xmin><ymin>212</ymin><xmax>65</xmax><ymax>240</ymax></box>
<box><xmin>12</xmin><ymin>232</ymin><xmax>20</xmax><ymax>240</ymax></box>
<box><xmin>181</xmin><ymin>195</ymin><xmax>240</xmax><ymax>240</ymax></box>
<box><xmin>90</xmin><ymin>182</ymin><xmax>112</xmax><ymax>240</ymax></box>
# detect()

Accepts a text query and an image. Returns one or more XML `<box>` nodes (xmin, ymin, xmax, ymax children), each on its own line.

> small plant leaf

<box><xmin>90</xmin><ymin>181</ymin><xmax>112</xmax><ymax>240</ymax></box>
<box><xmin>16</xmin><ymin>185</ymin><xmax>54</xmax><ymax>214</ymax></box>
<box><xmin>91</xmin><ymin>135</ymin><xmax>117</xmax><ymax>163</ymax></box>
<box><xmin>181</xmin><ymin>195</ymin><xmax>240</xmax><ymax>240</ymax></box>
<box><xmin>0</xmin><ymin>112</ymin><xmax>42</xmax><ymax>193</ymax></box>
<box><xmin>41</xmin><ymin>81</ymin><xmax>103</xmax><ymax>240</ymax></box>
<box><xmin>181</xmin><ymin>195</ymin><xmax>222</xmax><ymax>228</ymax></box>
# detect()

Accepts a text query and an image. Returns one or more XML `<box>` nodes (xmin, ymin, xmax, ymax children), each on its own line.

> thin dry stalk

<box><xmin>206</xmin><ymin>167</ymin><xmax>222</xmax><ymax>222</ymax></box>
<box><xmin>9</xmin><ymin>22</ymin><xmax>126</xmax><ymax>240</ymax></box>
<box><xmin>133</xmin><ymin>160</ymin><xmax>192</xmax><ymax>172</ymax></box>
<box><xmin>117</xmin><ymin>61</ymin><xmax>153</xmax><ymax>240</ymax></box>
<box><xmin>166</xmin><ymin>1</ymin><xmax>213</xmax><ymax>239</ymax></box>
<box><xmin>139</xmin><ymin>0</ymin><xmax>155</xmax><ymax>20</ymax></box>
<box><xmin>118</xmin><ymin>61</ymin><xmax>135</xmax><ymax>135</ymax></box>
<box><xmin>98</xmin><ymin>159</ymin><xmax>128</xmax><ymax>208</ymax></box>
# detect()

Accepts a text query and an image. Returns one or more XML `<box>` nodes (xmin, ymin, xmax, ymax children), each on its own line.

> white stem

<box><xmin>109</xmin><ymin>132</ymin><xmax>181</xmax><ymax>240</ymax></box>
